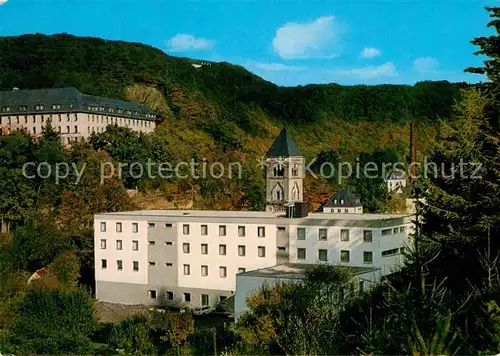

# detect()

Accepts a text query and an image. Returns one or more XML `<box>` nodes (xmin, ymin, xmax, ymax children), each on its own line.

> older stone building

<box><xmin>0</xmin><ymin>87</ymin><xmax>156</xmax><ymax>145</ymax></box>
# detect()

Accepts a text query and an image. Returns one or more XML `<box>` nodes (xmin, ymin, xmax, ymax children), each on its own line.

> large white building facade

<box><xmin>0</xmin><ymin>87</ymin><xmax>156</xmax><ymax>146</ymax></box>
<box><xmin>94</xmin><ymin>129</ymin><xmax>415</xmax><ymax>308</ymax></box>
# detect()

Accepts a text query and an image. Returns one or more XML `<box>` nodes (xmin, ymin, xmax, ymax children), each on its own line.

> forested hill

<box><xmin>0</xmin><ymin>33</ymin><xmax>467</xmax><ymax>159</ymax></box>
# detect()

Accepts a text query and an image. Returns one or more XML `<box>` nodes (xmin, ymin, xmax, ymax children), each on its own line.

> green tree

<box><xmin>109</xmin><ymin>314</ymin><xmax>155</xmax><ymax>355</ymax></box>
<box><xmin>3</xmin><ymin>289</ymin><xmax>96</xmax><ymax>355</ymax></box>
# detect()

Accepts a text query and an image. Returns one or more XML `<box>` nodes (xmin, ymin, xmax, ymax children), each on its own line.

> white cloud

<box><xmin>336</xmin><ymin>62</ymin><xmax>398</xmax><ymax>79</ymax></box>
<box><xmin>0</xmin><ymin>0</ymin><xmax>9</xmax><ymax>5</ymax></box>
<box><xmin>253</xmin><ymin>62</ymin><xmax>307</xmax><ymax>71</ymax></box>
<box><xmin>360</xmin><ymin>47</ymin><xmax>381</xmax><ymax>59</ymax></box>
<box><xmin>413</xmin><ymin>57</ymin><xmax>439</xmax><ymax>73</ymax></box>
<box><xmin>167</xmin><ymin>34</ymin><xmax>215</xmax><ymax>52</ymax></box>
<box><xmin>272</xmin><ymin>16</ymin><xmax>341</xmax><ymax>59</ymax></box>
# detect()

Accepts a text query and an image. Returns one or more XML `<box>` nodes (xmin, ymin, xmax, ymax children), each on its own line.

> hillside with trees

<box><xmin>2</xmin><ymin>6</ymin><xmax>500</xmax><ymax>353</ymax></box>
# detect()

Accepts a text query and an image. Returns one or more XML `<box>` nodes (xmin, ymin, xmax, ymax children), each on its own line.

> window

<box><xmin>219</xmin><ymin>225</ymin><xmax>226</xmax><ymax>236</ymax></box>
<box><xmin>133</xmin><ymin>261</ymin><xmax>139</xmax><ymax>271</ymax></box>
<box><xmin>165</xmin><ymin>223</ymin><xmax>173</xmax><ymax>228</ymax></box>
<box><xmin>149</xmin><ymin>241</ymin><xmax>155</xmax><ymax>246</ymax></box>
<box><xmin>400</xmin><ymin>226</ymin><xmax>406</xmax><ymax>233</ymax></box>
<box><xmin>238</xmin><ymin>245</ymin><xmax>246</xmax><ymax>256</ymax></box>
<box><xmin>132</xmin><ymin>240</ymin><xmax>139</xmax><ymax>251</ymax></box>
<box><xmin>183</xmin><ymin>224</ymin><xmax>190</xmax><ymax>235</ymax></box>
<box><xmin>165</xmin><ymin>263</ymin><xmax>173</xmax><ymax>267</ymax></box>
<box><xmin>100</xmin><ymin>222</ymin><xmax>106</xmax><ymax>232</ymax></box>
<box><xmin>363</xmin><ymin>230</ymin><xmax>373</xmax><ymax>242</ymax></box>
<box><xmin>148</xmin><ymin>290</ymin><xmax>156</xmax><ymax>299</ymax></box>
<box><xmin>184</xmin><ymin>293</ymin><xmax>191</xmax><ymax>302</ymax></box>
<box><xmin>381</xmin><ymin>229</ymin><xmax>392</xmax><ymax>236</ymax></box>
<box><xmin>298</xmin><ymin>248</ymin><xmax>306</xmax><ymax>260</ymax></box>
<box><xmin>101</xmin><ymin>259</ymin><xmax>107</xmax><ymax>269</ymax></box>
<box><xmin>201</xmin><ymin>244</ymin><xmax>208</xmax><ymax>255</ymax></box>
<box><xmin>116</xmin><ymin>222</ymin><xmax>122</xmax><ymax>232</ymax></box>
<box><xmin>100</xmin><ymin>239</ymin><xmax>106</xmax><ymax>249</ymax></box>
<box><xmin>297</xmin><ymin>227</ymin><xmax>306</xmax><ymax>240</ymax></box>
<box><xmin>363</xmin><ymin>251</ymin><xmax>373</xmax><ymax>263</ymax></box>
<box><xmin>277</xmin><ymin>247</ymin><xmax>286</xmax><ymax>251</ymax></box>
<box><xmin>258</xmin><ymin>246</ymin><xmax>266</xmax><ymax>258</ymax></box>
<box><xmin>149</xmin><ymin>261</ymin><xmax>156</xmax><ymax>266</ymax></box>
<box><xmin>340</xmin><ymin>229</ymin><xmax>350</xmax><ymax>241</ymax></box>
<box><xmin>382</xmin><ymin>248</ymin><xmax>399</xmax><ymax>257</ymax></box>
<box><xmin>165</xmin><ymin>242</ymin><xmax>173</xmax><ymax>246</ymax></box>
<box><xmin>201</xmin><ymin>265</ymin><xmax>208</xmax><ymax>276</ymax></box>
<box><xmin>201</xmin><ymin>294</ymin><xmax>209</xmax><ymax>306</ymax></box>
<box><xmin>132</xmin><ymin>223</ymin><xmax>139</xmax><ymax>233</ymax></box>
<box><xmin>393</xmin><ymin>228</ymin><xmax>399</xmax><ymax>234</ymax></box>
<box><xmin>219</xmin><ymin>266</ymin><xmax>227</xmax><ymax>278</ymax></box>
<box><xmin>201</xmin><ymin>225</ymin><xmax>208</xmax><ymax>235</ymax></box>
<box><xmin>183</xmin><ymin>264</ymin><xmax>190</xmax><ymax>275</ymax></box>
<box><xmin>117</xmin><ymin>260</ymin><xmax>123</xmax><ymax>271</ymax></box>
<box><xmin>219</xmin><ymin>244</ymin><xmax>227</xmax><ymax>255</ymax></box>
<box><xmin>340</xmin><ymin>250</ymin><xmax>350</xmax><ymax>263</ymax></box>
<box><xmin>116</xmin><ymin>240</ymin><xmax>122</xmax><ymax>250</ymax></box>
<box><xmin>74</xmin><ymin>125</ymin><xmax>78</xmax><ymax>133</ymax></box>
<box><xmin>258</xmin><ymin>226</ymin><xmax>266</xmax><ymax>237</ymax></box>
<box><xmin>166</xmin><ymin>291</ymin><xmax>174</xmax><ymax>300</ymax></box>
<box><xmin>238</xmin><ymin>268</ymin><xmax>246</xmax><ymax>273</ymax></box>
<box><xmin>345</xmin><ymin>209</ymin><xmax>349</xmax><ymax>213</ymax></box>
<box><xmin>318</xmin><ymin>249</ymin><xmax>328</xmax><ymax>262</ymax></box>
<box><xmin>318</xmin><ymin>228</ymin><xmax>328</xmax><ymax>241</ymax></box>
<box><xmin>148</xmin><ymin>223</ymin><xmax>155</xmax><ymax>228</ymax></box>
<box><xmin>66</xmin><ymin>125</ymin><xmax>70</xmax><ymax>133</ymax></box>
<box><xmin>238</xmin><ymin>226</ymin><xmax>246</xmax><ymax>237</ymax></box>
<box><xmin>400</xmin><ymin>247</ymin><xmax>406</xmax><ymax>253</ymax></box>
<box><xmin>359</xmin><ymin>281</ymin><xmax>365</xmax><ymax>292</ymax></box>
<box><xmin>183</xmin><ymin>243</ymin><xmax>190</xmax><ymax>254</ymax></box>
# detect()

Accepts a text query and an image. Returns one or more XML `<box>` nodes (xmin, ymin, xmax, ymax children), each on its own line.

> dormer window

<box><xmin>52</xmin><ymin>104</ymin><xmax>61</xmax><ymax>110</ymax></box>
<box><xmin>2</xmin><ymin>107</ymin><xmax>10</xmax><ymax>112</ymax></box>
<box><xmin>19</xmin><ymin>106</ymin><xmax>27</xmax><ymax>111</ymax></box>
<box><xmin>340</xmin><ymin>199</ymin><xmax>345</xmax><ymax>204</ymax></box>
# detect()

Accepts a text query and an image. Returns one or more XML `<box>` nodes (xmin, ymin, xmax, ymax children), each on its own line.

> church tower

<box><xmin>265</xmin><ymin>128</ymin><xmax>304</xmax><ymax>213</ymax></box>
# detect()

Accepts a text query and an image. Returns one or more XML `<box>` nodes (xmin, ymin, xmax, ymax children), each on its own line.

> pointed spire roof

<box><xmin>266</xmin><ymin>128</ymin><xmax>302</xmax><ymax>157</ymax></box>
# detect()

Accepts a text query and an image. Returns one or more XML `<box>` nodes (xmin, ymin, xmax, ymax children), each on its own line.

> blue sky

<box><xmin>0</xmin><ymin>0</ymin><xmax>495</xmax><ymax>86</ymax></box>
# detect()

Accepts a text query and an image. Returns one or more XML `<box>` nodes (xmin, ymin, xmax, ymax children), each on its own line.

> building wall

<box><xmin>94</xmin><ymin>213</ymin><xmax>413</xmax><ymax>307</ymax></box>
<box><xmin>266</xmin><ymin>156</ymin><xmax>304</xmax><ymax>212</ymax></box>
<box><xmin>174</xmin><ymin>221</ymin><xmax>278</xmax><ymax>292</ymax></box>
<box><xmin>234</xmin><ymin>269</ymin><xmax>383</xmax><ymax>320</ymax></box>
<box><xmin>288</xmin><ymin>222</ymin><xmax>411</xmax><ymax>275</ymax></box>
<box><xmin>0</xmin><ymin>112</ymin><xmax>155</xmax><ymax>146</ymax></box>
<box><xmin>323</xmin><ymin>206</ymin><xmax>363</xmax><ymax>214</ymax></box>
<box><xmin>94</xmin><ymin>218</ymin><xmax>149</xmax><ymax>285</ymax></box>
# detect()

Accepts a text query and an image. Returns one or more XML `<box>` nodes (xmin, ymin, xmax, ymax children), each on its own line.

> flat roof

<box><xmin>237</xmin><ymin>263</ymin><xmax>379</xmax><ymax>279</ymax></box>
<box><xmin>97</xmin><ymin>209</ymin><xmax>413</xmax><ymax>222</ymax></box>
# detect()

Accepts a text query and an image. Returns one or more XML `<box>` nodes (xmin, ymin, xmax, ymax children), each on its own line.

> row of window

<box><xmin>381</xmin><ymin>226</ymin><xmax>407</xmax><ymax>236</ymax></box>
<box><xmin>182</xmin><ymin>224</ymin><xmax>265</xmax><ymax>237</ymax></box>
<box><xmin>299</xmin><ymin>247</ymin><xmax>404</xmax><ymax>262</ymax></box>
<box><xmin>87</xmin><ymin>106</ymin><xmax>155</xmax><ymax>119</ymax></box>
<box><xmin>100</xmin><ymin>259</ymin><xmax>248</xmax><ymax>277</ymax></box>
<box><xmin>1</xmin><ymin>114</ymin><xmax>154</xmax><ymax>128</ymax></box>
<box><xmin>2</xmin><ymin>104</ymin><xmax>66</xmax><ymax>112</ymax></box>
<box><xmin>1</xmin><ymin>113</ymin><xmax>77</xmax><ymax>125</ymax></box>
<box><xmin>150</xmin><ymin>291</ymin><xmax>222</xmax><ymax>305</ymax></box>
<box><xmin>101</xmin><ymin>239</ymin><xmax>139</xmax><ymax>250</ymax></box>
<box><xmin>89</xmin><ymin>115</ymin><xmax>154</xmax><ymax>128</ymax></box>
<box><xmin>183</xmin><ymin>243</ymin><xmax>266</xmax><ymax>257</ymax></box>
<box><xmin>100</xmin><ymin>222</ymin><xmax>139</xmax><ymax>233</ymax></box>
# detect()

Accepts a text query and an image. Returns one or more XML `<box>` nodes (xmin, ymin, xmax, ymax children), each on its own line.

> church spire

<box><xmin>266</xmin><ymin>128</ymin><xmax>302</xmax><ymax>158</ymax></box>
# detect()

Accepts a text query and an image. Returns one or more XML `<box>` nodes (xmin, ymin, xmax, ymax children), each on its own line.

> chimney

<box><xmin>409</xmin><ymin>123</ymin><xmax>417</xmax><ymax>180</ymax></box>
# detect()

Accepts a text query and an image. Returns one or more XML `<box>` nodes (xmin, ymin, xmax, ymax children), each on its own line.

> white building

<box><xmin>387</xmin><ymin>170</ymin><xmax>407</xmax><ymax>194</ymax></box>
<box><xmin>321</xmin><ymin>188</ymin><xmax>363</xmax><ymax>214</ymax></box>
<box><xmin>0</xmin><ymin>87</ymin><xmax>156</xmax><ymax>146</ymax></box>
<box><xmin>234</xmin><ymin>264</ymin><xmax>382</xmax><ymax>320</ymax></box>
<box><xmin>93</xmin><ymin>129</ymin><xmax>414</xmax><ymax>309</ymax></box>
